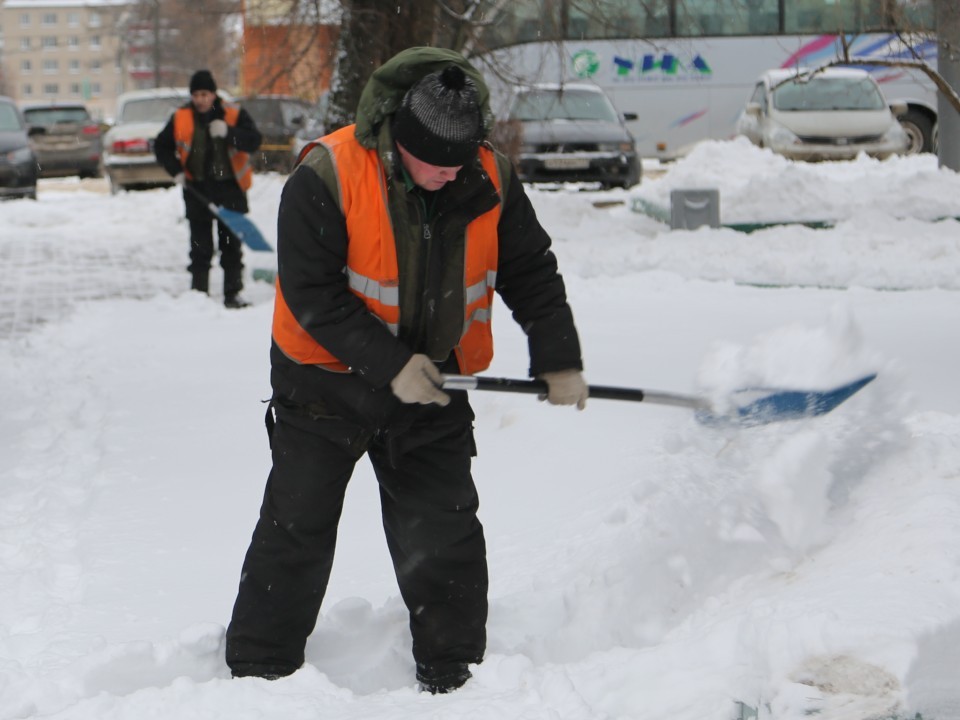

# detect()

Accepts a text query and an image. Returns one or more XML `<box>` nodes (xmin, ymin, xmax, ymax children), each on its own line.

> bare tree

<box><xmin>125</xmin><ymin>0</ymin><xmax>240</xmax><ymax>90</ymax></box>
<box><xmin>325</xmin><ymin>0</ymin><xmax>437</xmax><ymax>132</ymax></box>
<box><xmin>813</xmin><ymin>0</ymin><xmax>960</xmax><ymax>169</ymax></box>
<box><xmin>286</xmin><ymin>0</ymin><xmax>960</xmax><ymax>171</ymax></box>
<box><xmin>285</xmin><ymin>0</ymin><xmax>629</xmax><ymax>131</ymax></box>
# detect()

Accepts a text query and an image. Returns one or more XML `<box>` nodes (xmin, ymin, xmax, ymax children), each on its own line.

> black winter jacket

<box><xmin>154</xmin><ymin>97</ymin><xmax>261</xmax><ymax>217</ymax></box>
<box><xmin>271</xmin><ymin>51</ymin><xmax>582</xmax><ymax>433</ymax></box>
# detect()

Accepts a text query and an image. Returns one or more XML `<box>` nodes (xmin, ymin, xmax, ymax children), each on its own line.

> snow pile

<box><xmin>2</xmin><ymin>144</ymin><xmax>960</xmax><ymax>719</ymax></box>
<box><xmin>631</xmin><ymin>137</ymin><xmax>960</xmax><ymax>224</ymax></box>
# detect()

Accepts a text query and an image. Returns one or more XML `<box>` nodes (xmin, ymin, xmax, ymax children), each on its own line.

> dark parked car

<box><xmin>498</xmin><ymin>83</ymin><xmax>641</xmax><ymax>189</ymax></box>
<box><xmin>21</xmin><ymin>102</ymin><xmax>102</xmax><ymax>178</ymax></box>
<box><xmin>0</xmin><ymin>96</ymin><xmax>38</xmax><ymax>200</ymax></box>
<box><xmin>238</xmin><ymin>95</ymin><xmax>322</xmax><ymax>173</ymax></box>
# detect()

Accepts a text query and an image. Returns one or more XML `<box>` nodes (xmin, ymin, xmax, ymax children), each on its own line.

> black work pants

<box><xmin>183</xmin><ymin>180</ymin><xmax>246</xmax><ymax>295</ymax></box>
<box><xmin>187</xmin><ymin>217</ymin><xmax>244</xmax><ymax>295</ymax></box>
<box><xmin>225</xmin><ymin>403</ymin><xmax>488</xmax><ymax>680</ymax></box>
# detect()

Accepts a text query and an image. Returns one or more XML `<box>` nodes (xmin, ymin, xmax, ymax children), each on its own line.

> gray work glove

<box><xmin>172</xmin><ymin>172</ymin><xmax>186</xmax><ymax>185</ymax></box>
<box><xmin>537</xmin><ymin>369</ymin><xmax>588</xmax><ymax>410</ymax></box>
<box><xmin>208</xmin><ymin>119</ymin><xmax>229</xmax><ymax>138</ymax></box>
<box><xmin>390</xmin><ymin>354</ymin><xmax>451</xmax><ymax>406</ymax></box>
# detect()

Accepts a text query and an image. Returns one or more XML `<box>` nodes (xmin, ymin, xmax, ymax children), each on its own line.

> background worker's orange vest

<box><xmin>273</xmin><ymin>125</ymin><xmax>502</xmax><ymax>375</ymax></box>
<box><xmin>173</xmin><ymin>105</ymin><xmax>253</xmax><ymax>191</ymax></box>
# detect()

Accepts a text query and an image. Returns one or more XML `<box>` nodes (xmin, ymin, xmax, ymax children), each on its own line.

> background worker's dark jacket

<box><xmin>154</xmin><ymin>97</ymin><xmax>261</xmax><ymax>219</ymax></box>
<box><xmin>272</xmin><ymin>47</ymin><xmax>582</xmax><ymax>433</ymax></box>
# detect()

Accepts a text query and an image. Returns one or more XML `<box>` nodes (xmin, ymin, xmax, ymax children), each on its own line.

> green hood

<box><xmin>354</xmin><ymin>46</ymin><xmax>495</xmax><ymax>149</ymax></box>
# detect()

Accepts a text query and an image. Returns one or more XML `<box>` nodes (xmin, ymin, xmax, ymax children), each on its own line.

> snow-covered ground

<box><xmin>2</xmin><ymin>140</ymin><xmax>959</xmax><ymax>720</ymax></box>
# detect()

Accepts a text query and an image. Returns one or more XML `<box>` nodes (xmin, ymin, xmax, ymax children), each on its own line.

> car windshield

<box><xmin>242</xmin><ymin>99</ymin><xmax>284</xmax><ymax>126</ymax></box>
<box><xmin>773</xmin><ymin>75</ymin><xmax>886</xmax><ymax>112</ymax></box>
<box><xmin>511</xmin><ymin>89</ymin><xmax>619</xmax><ymax>122</ymax></box>
<box><xmin>243</xmin><ymin>98</ymin><xmax>316</xmax><ymax>128</ymax></box>
<box><xmin>24</xmin><ymin>107</ymin><xmax>90</xmax><ymax>125</ymax></box>
<box><xmin>119</xmin><ymin>97</ymin><xmax>184</xmax><ymax>124</ymax></box>
<box><xmin>0</xmin><ymin>103</ymin><xmax>24</xmax><ymax>132</ymax></box>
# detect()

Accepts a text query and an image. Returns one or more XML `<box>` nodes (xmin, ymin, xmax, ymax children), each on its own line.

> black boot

<box><xmin>224</xmin><ymin>293</ymin><xmax>251</xmax><ymax>309</ymax></box>
<box><xmin>416</xmin><ymin>663</ymin><xmax>473</xmax><ymax>694</ymax></box>
<box><xmin>191</xmin><ymin>271</ymin><xmax>209</xmax><ymax>294</ymax></box>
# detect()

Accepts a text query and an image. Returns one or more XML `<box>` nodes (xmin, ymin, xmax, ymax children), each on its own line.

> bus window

<box><xmin>889</xmin><ymin>0</ymin><xmax>935</xmax><ymax>29</ymax></box>
<box><xmin>567</xmin><ymin>0</ymin><xmax>665</xmax><ymax>40</ymax></box>
<box><xmin>784</xmin><ymin>1</ymin><xmax>859</xmax><ymax>34</ymax></box>
<box><xmin>862</xmin><ymin>0</ymin><xmax>935</xmax><ymax>30</ymax></box>
<box><xmin>479</xmin><ymin>1</ymin><xmax>670</xmax><ymax>48</ymax></box>
<box><xmin>676</xmin><ymin>0</ymin><xmax>779</xmax><ymax>37</ymax></box>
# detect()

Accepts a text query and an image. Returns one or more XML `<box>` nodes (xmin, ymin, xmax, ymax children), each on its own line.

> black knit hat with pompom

<box><xmin>391</xmin><ymin>65</ymin><xmax>483</xmax><ymax>166</ymax></box>
<box><xmin>189</xmin><ymin>69</ymin><xmax>217</xmax><ymax>94</ymax></box>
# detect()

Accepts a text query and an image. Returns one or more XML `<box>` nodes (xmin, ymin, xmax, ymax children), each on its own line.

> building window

<box><xmin>68</xmin><ymin>35</ymin><xmax>79</xmax><ymax>49</ymax></box>
<box><xmin>43</xmin><ymin>59</ymin><xmax>59</xmax><ymax>74</ymax></box>
<box><xmin>70</xmin><ymin>82</ymin><xmax>81</xmax><ymax>95</ymax></box>
<box><xmin>42</xmin><ymin>12</ymin><xmax>57</xmax><ymax>26</ymax></box>
<box><xmin>89</xmin><ymin>11</ymin><xmax>102</xmax><ymax>27</ymax></box>
<box><xmin>21</xmin><ymin>59</ymin><xmax>32</xmax><ymax>73</ymax></box>
<box><xmin>23</xmin><ymin>83</ymin><xmax>33</xmax><ymax>97</ymax></box>
<box><xmin>90</xmin><ymin>59</ymin><xmax>103</xmax><ymax>73</ymax></box>
<box><xmin>90</xmin><ymin>35</ymin><xmax>101</xmax><ymax>49</ymax></box>
<box><xmin>43</xmin><ymin>83</ymin><xmax>59</xmax><ymax>95</ymax></box>
<box><xmin>69</xmin><ymin>59</ymin><xmax>81</xmax><ymax>73</ymax></box>
<box><xmin>90</xmin><ymin>82</ymin><xmax>102</xmax><ymax>97</ymax></box>
<box><xmin>68</xmin><ymin>12</ymin><xmax>80</xmax><ymax>26</ymax></box>
<box><xmin>42</xmin><ymin>36</ymin><xmax>58</xmax><ymax>49</ymax></box>
<box><xmin>20</xmin><ymin>13</ymin><xmax>31</xmax><ymax>27</ymax></box>
<box><xmin>20</xmin><ymin>37</ymin><xmax>31</xmax><ymax>50</ymax></box>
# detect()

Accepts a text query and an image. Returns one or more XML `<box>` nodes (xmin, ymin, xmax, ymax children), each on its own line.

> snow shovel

<box><xmin>440</xmin><ymin>373</ymin><xmax>877</xmax><ymax>428</ymax></box>
<box><xmin>183</xmin><ymin>183</ymin><xmax>273</xmax><ymax>252</ymax></box>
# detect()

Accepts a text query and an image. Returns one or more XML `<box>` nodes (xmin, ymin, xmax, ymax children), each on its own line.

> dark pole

<box><xmin>153</xmin><ymin>0</ymin><xmax>162</xmax><ymax>88</ymax></box>
<box><xmin>936</xmin><ymin>0</ymin><xmax>960</xmax><ymax>170</ymax></box>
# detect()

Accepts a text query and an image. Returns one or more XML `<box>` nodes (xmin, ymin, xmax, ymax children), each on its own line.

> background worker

<box><xmin>155</xmin><ymin>69</ymin><xmax>262</xmax><ymax>308</ymax></box>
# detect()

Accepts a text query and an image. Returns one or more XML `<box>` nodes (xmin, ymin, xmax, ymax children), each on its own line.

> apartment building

<box><xmin>0</xmin><ymin>0</ymin><xmax>130</xmax><ymax>120</ymax></box>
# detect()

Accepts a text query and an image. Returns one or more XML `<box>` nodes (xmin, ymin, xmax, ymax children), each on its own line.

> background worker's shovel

<box><xmin>184</xmin><ymin>183</ymin><xmax>273</xmax><ymax>252</ymax></box>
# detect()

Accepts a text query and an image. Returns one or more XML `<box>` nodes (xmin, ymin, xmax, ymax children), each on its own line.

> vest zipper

<box><xmin>412</xmin><ymin>192</ymin><xmax>434</xmax><ymax>353</ymax></box>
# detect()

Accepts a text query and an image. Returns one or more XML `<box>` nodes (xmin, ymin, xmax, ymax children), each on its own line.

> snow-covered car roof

<box><xmin>759</xmin><ymin>67</ymin><xmax>873</xmax><ymax>84</ymax></box>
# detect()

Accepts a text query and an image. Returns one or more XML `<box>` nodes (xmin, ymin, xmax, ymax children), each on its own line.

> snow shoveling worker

<box><xmin>224</xmin><ymin>47</ymin><xmax>588</xmax><ymax>693</ymax></box>
<box><xmin>154</xmin><ymin>69</ymin><xmax>262</xmax><ymax>309</ymax></box>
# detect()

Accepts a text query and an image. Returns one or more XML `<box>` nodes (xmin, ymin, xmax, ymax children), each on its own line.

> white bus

<box><xmin>474</xmin><ymin>0</ymin><xmax>939</xmax><ymax>159</ymax></box>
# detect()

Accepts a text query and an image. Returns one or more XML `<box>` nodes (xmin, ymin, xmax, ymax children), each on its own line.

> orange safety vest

<box><xmin>173</xmin><ymin>104</ymin><xmax>253</xmax><ymax>191</ymax></box>
<box><xmin>273</xmin><ymin>125</ymin><xmax>503</xmax><ymax>375</ymax></box>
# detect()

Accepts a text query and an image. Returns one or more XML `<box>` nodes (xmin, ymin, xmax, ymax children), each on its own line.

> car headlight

<box><xmin>6</xmin><ymin>146</ymin><xmax>34</xmax><ymax>164</ymax></box>
<box><xmin>882</xmin><ymin>123</ymin><xmax>908</xmax><ymax>144</ymax></box>
<box><xmin>598</xmin><ymin>142</ymin><xmax>636</xmax><ymax>153</ymax></box>
<box><xmin>766</xmin><ymin>123</ymin><xmax>800</xmax><ymax>149</ymax></box>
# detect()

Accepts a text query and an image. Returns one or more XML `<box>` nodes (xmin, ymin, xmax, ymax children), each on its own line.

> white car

<box><xmin>102</xmin><ymin>88</ymin><xmax>189</xmax><ymax>193</ymax></box>
<box><xmin>735</xmin><ymin>67</ymin><xmax>909</xmax><ymax>162</ymax></box>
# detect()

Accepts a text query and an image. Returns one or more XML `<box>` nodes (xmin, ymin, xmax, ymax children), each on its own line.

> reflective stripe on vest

<box><xmin>272</xmin><ymin>125</ymin><xmax>503</xmax><ymax>375</ymax></box>
<box><xmin>173</xmin><ymin>104</ymin><xmax>253</xmax><ymax>191</ymax></box>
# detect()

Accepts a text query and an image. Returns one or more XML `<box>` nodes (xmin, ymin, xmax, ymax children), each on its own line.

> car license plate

<box><xmin>544</xmin><ymin>156</ymin><xmax>590</xmax><ymax>170</ymax></box>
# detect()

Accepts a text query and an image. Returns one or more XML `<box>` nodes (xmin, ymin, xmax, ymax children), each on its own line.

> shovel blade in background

<box><xmin>216</xmin><ymin>207</ymin><xmax>273</xmax><ymax>252</ymax></box>
<box><xmin>185</xmin><ymin>183</ymin><xmax>274</xmax><ymax>252</ymax></box>
<box><xmin>697</xmin><ymin>373</ymin><xmax>878</xmax><ymax>427</ymax></box>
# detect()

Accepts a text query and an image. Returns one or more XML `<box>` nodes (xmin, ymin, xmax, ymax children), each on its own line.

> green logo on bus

<box><xmin>571</xmin><ymin>49</ymin><xmax>600</xmax><ymax>78</ymax></box>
